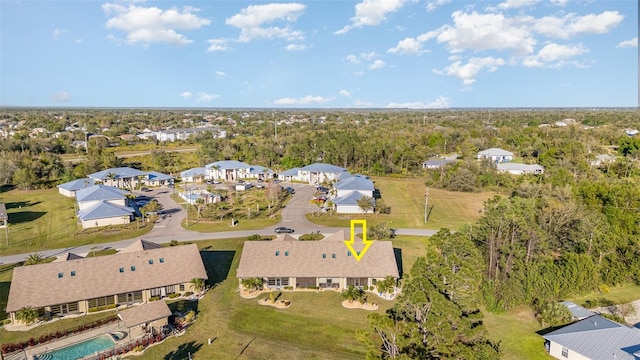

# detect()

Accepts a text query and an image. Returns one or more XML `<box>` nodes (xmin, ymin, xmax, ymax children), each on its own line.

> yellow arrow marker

<box><xmin>344</xmin><ymin>219</ymin><xmax>372</xmax><ymax>262</ymax></box>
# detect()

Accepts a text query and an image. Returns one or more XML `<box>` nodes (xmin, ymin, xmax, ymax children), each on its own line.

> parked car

<box><xmin>256</xmin><ymin>183</ymin><xmax>266</xmax><ymax>189</ymax></box>
<box><xmin>284</xmin><ymin>186</ymin><xmax>295</xmax><ymax>194</ymax></box>
<box><xmin>212</xmin><ymin>179</ymin><xmax>221</xmax><ymax>184</ymax></box>
<box><xmin>275</xmin><ymin>227</ymin><xmax>295</xmax><ymax>234</ymax></box>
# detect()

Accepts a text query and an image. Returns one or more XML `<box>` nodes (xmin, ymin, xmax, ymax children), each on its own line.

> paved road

<box><xmin>0</xmin><ymin>184</ymin><xmax>438</xmax><ymax>264</ymax></box>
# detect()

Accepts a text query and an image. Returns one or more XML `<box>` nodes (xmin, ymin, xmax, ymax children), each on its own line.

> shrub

<box><xmin>184</xmin><ymin>291</ymin><xmax>194</xmax><ymax>297</ymax></box>
<box><xmin>299</xmin><ymin>233</ymin><xmax>324</xmax><ymax>241</ymax></box>
<box><xmin>88</xmin><ymin>304</ymin><xmax>117</xmax><ymax>313</ymax></box>
<box><xmin>247</xmin><ymin>234</ymin><xmax>262</xmax><ymax>241</ymax></box>
<box><xmin>306</xmin><ymin>286</ymin><xmax>319</xmax><ymax>290</ymax></box>
<box><xmin>600</xmin><ymin>312</ymin><xmax>625</xmax><ymax>323</ymax></box>
<box><xmin>283</xmin><ymin>286</ymin><xmax>293</xmax><ymax>291</ymax></box>
<box><xmin>148</xmin><ymin>296</ymin><xmax>160</xmax><ymax>302</ymax></box>
<box><xmin>169</xmin><ymin>240</ymin><xmax>179</xmax><ymax>246</ymax></box>
<box><xmin>168</xmin><ymin>293</ymin><xmax>181</xmax><ymax>299</ymax></box>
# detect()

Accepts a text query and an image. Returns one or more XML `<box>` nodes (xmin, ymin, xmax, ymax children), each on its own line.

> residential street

<box><xmin>0</xmin><ymin>184</ymin><xmax>438</xmax><ymax>265</ymax></box>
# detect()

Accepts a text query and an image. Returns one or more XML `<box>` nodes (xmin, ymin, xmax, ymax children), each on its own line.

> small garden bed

<box><xmin>341</xmin><ymin>300</ymin><xmax>378</xmax><ymax>311</ymax></box>
<box><xmin>258</xmin><ymin>299</ymin><xmax>291</xmax><ymax>309</ymax></box>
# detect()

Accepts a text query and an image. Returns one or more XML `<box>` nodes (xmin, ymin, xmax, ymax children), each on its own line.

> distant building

<box><xmin>156</xmin><ymin>127</ymin><xmax>226</xmax><ymax>142</ymax></box>
<box><xmin>496</xmin><ymin>163</ymin><xmax>544</xmax><ymax>175</ymax></box>
<box><xmin>477</xmin><ymin>148</ymin><xmax>514</xmax><ymax>163</ymax></box>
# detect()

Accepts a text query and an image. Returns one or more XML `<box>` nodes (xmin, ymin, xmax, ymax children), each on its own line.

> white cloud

<box><xmin>522</xmin><ymin>43</ymin><xmax>588</xmax><ymax>67</ymax></box>
<box><xmin>180</xmin><ymin>92</ymin><xmax>192</xmax><ymax>98</ymax></box>
<box><xmin>339</xmin><ymin>90</ymin><xmax>351</xmax><ymax>98</ymax></box>
<box><xmin>426</xmin><ymin>0</ymin><xmax>452</xmax><ymax>12</ymax></box>
<box><xmin>496</xmin><ymin>0</ymin><xmax>542</xmax><ymax>10</ymax></box>
<box><xmin>616</xmin><ymin>37</ymin><xmax>637</xmax><ymax>48</ymax></box>
<box><xmin>434</xmin><ymin>11</ymin><xmax>536</xmax><ymax>56</ymax></box>
<box><xmin>533</xmin><ymin>11</ymin><xmax>624</xmax><ymax>39</ymax></box>
<box><xmin>51</xmin><ymin>91</ymin><xmax>71</xmax><ymax>102</ymax></box>
<box><xmin>273</xmin><ymin>95</ymin><xmax>333</xmax><ymax>105</ymax></box>
<box><xmin>102</xmin><ymin>3</ymin><xmax>210</xmax><ymax>46</ymax></box>
<box><xmin>215</xmin><ymin>71</ymin><xmax>228</xmax><ymax>79</ymax></box>
<box><xmin>52</xmin><ymin>28</ymin><xmax>66</xmax><ymax>39</ymax></box>
<box><xmin>335</xmin><ymin>0</ymin><xmax>412</xmax><ymax>34</ymax></box>
<box><xmin>369</xmin><ymin>60</ymin><xmax>386</xmax><ymax>70</ymax></box>
<box><xmin>286</xmin><ymin>43</ymin><xmax>307</xmax><ymax>51</ymax></box>
<box><xmin>386</xmin><ymin>96</ymin><xmax>450</xmax><ymax>109</ymax></box>
<box><xmin>388</xmin><ymin>37</ymin><xmax>423</xmax><ymax>54</ymax></box>
<box><xmin>345</xmin><ymin>54</ymin><xmax>360</xmax><ymax>64</ymax></box>
<box><xmin>361</xmin><ymin>51</ymin><xmax>378</xmax><ymax>60</ymax></box>
<box><xmin>435</xmin><ymin>57</ymin><xmax>505</xmax><ymax>84</ymax></box>
<box><xmin>353</xmin><ymin>100</ymin><xmax>374</xmax><ymax>108</ymax></box>
<box><xmin>226</xmin><ymin>3</ymin><xmax>306</xmax><ymax>42</ymax></box>
<box><xmin>207</xmin><ymin>39</ymin><xmax>231</xmax><ymax>52</ymax></box>
<box><xmin>197</xmin><ymin>93</ymin><xmax>219</xmax><ymax>102</ymax></box>
<box><xmin>550</xmin><ymin>0</ymin><xmax>569</xmax><ymax>5</ymax></box>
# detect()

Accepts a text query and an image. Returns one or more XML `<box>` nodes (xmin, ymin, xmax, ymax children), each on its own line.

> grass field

<box><xmin>570</xmin><ymin>284</ymin><xmax>640</xmax><ymax>306</ymax></box>
<box><xmin>0</xmin><ymin>186</ymin><xmax>152</xmax><ymax>256</ymax></box>
<box><xmin>307</xmin><ymin>177</ymin><xmax>497</xmax><ymax>230</ymax></box>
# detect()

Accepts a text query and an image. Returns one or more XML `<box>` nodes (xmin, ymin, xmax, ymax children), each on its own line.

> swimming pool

<box><xmin>34</xmin><ymin>334</ymin><xmax>115</xmax><ymax>360</ymax></box>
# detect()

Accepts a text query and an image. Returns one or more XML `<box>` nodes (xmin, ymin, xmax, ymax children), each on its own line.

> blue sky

<box><xmin>1</xmin><ymin>0</ymin><xmax>637</xmax><ymax>108</ymax></box>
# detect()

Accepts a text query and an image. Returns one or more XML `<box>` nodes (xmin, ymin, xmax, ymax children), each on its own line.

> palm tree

<box><xmin>15</xmin><ymin>306</ymin><xmax>39</xmax><ymax>325</ymax></box>
<box><xmin>24</xmin><ymin>253</ymin><xmax>46</xmax><ymax>265</ymax></box>
<box><xmin>341</xmin><ymin>285</ymin><xmax>364</xmax><ymax>304</ymax></box>
<box><xmin>376</xmin><ymin>276</ymin><xmax>396</xmax><ymax>294</ymax></box>
<box><xmin>190</xmin><ymin>278</ymin><xmax>205</xmax><ymax>293</ymax></box>
<box><xmin>241</xmin><ymin>277</ymin><xmax>264</xmax><ymax>293</ymax></box>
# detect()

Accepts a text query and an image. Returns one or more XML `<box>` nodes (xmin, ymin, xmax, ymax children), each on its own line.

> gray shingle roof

<box><xmin>118</xmin><ymin>301</ymin><xmax>172</xmax><ymax>328</ymax></box>
<box><xmin>77</xmin><ymin>201</ymin><xmax>134</xmax><ymax>221</ymax></box>
<box><xmin>75</xmin><ymin>185</ymin><xmax>130</xmax><ymax>203</ymax></box>
<box><xmin>7</xmin><ymin>243</ymin><xmax>207</xmax><ymax>312</ymax></box>
<box><xmin>57</xmin><ymin>178</ymin><xmax>97</xmax><ymax>191</ymax></box>
<box><xmin>236</xmin><ymin>231</ymin><xmax>398</xmax><ymax>279</ymax></box>
<box><xmin>543</xmin><ymin>315</ymin><xmax>640</xmax><ymax>360</ymax></box>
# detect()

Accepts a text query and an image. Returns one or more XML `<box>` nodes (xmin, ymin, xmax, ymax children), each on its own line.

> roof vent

<box><xmin>275</xmin><ymin>251</ymin><xmax>280</xmax><ymax>256</ymax></box>
<box><xmin>58</xmin><ymin>272</ymin><xmax>63</xmax><ymax>278</ymax></box>
<box><xmin>285</xmin><ymin>251</ymin><xmax>289</xmax><ymax>256</ymax></box>
<box><xmin>332</xmin><ymin>254</ymin><xmax>336</xmax><ymax>259</ymax></box>
<box><xmin>71</xmin><ymin>271</ymin><xmax>76</xmax><ymax>277</ymax></box>
<box><xmin>322</xmin><ymin>253</ymin><xmax>326</xmax><ymax>259</ymax></box>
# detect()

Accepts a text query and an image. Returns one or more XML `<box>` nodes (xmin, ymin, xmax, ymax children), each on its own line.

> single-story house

<box><xmin>249</xmin><ymin>165</ymin><xmax>275</xmax><ymax>180</ymax></box>
<box><xmin>332</xmin><ymin>191</ymin><xmax>375</xmax><ymax>214</ymax></box>
<box><xmin>496</xmin><ymin>163</ymin><xmax>544</xmax><ymax>175</ymax></box>
<box><xmin>118</xmin><ymin>300</ymin><xmax>172</xmax><ymax>338</ymax></box>
<box><xmin>146</xmin><ymin>171</ymin><xmax>174</xmax><ymax>186</ymax></box>
<box><xmin>88</xmin><ymin>167</ymin><xmax>149</xmax><ymax>190</ymax></box>
<box><xmin>57</xmin><ymin>178</ymin><xmax>97</xmax><ymax>197</ymax></box>
<box><xmin>6</xmin><ymin>240</ymin><xmax>207</xmax><ymax>325</ymax></box>
<box><xmin>180</xmin><ymin>167</ymin><xmax>208</xmax><ymax>183</ymax></box>
<box><xmin>422</xmin><ymin>154</ymin><xmax>457</xmax><ymax>169</ymax></box>
<box><xmin>205</xmin><ymin>160</ymin><xmax>252</xmax><ymax>181</ymax></box>
<box><xmin>156</xmin><ymin>127</ymin><xmax>226</xmax><ymax>142</ymax></box>
<box><xmin>477</xmin><ymin>148</ymin><xmax>514</xmax><ymax>163</ymax></box>
<box><xmin>277</xmin><ymin>168</ymin><xmax>300</xmax><ymax>182</ymax></box>
<box><xmin>542</xmin><ymin>315</ymin><xmax>640</xmax><ymax>360</ymax></box>
<box><xmin>236</xmin><ymin>230</ymin><xmax>399</xmax><ymax>291</ymax></box>
<box><xmin>559</xmin><ymin>301</ymin><xmax>596</xmax><ymax>321</ymax></box>
<box><xmin>77</xmin><ymin>201</ymin><xmax>135</xmax><ymax>229</ymax></box>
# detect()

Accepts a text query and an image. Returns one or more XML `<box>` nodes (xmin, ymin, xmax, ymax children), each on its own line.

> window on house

<box><xmin>70</xmin><ymin>271</ymin><xmax>76</xmax><ymax>277</ymax></box>
<box><xmin>119</xmin><ymin>267</ymin><xmax>124</xmax><ymax>273</ymax></box>
<box><xmin>179</xmin><ymin>284</ymin><xmax>185</xmax><ymax>292</ymax></box>
<box><xmin>561</xmin><ymin>347</ymin><xmax>568</xmax><ymax>358</ymax></box>
<box><xmin>58</xmin><ymin>272</ymin><xmax>63</xmax><ymax>278</ymax></box>
<box><xmin>130</xmin><ymin>266</ymin><xmax>136</xmax><ymax>271</ymax></box>
<box><xmin>148</xmin><ymin>259</ymin><xmax>153</xmax><ymax>264</ymax></box>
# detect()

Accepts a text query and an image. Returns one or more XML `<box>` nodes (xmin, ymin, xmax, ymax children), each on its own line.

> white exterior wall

<box><xmin>336</xmin><ymin>189</ymin><xmax>373</xmax><ymax>198</ymax></box>
<box><xmin>59</xmin><ymin>188</ymin><xmax>75</xmax><ymax>197</ymax></box>
<box><xmin>547</xmin><ymin>341</ymin><xmax>590</xmax><ymax>360</ymax></box>
<box><xmin>78</xmin><ymin>199</ymin><xmax>126</xmax><ymax>211</ymax></box>
<box><xmin>335</xmin><ymin>204</ymin><xmax>364</xmax><ymax>214</ymax></box>
<box><xmin>81</xmin><ymin>215</ymin><xmax>130</xmax><ymax>229</ymax></box>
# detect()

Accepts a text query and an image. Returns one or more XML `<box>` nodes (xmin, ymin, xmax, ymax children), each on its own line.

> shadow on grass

<box><xmin>200</xmin><ymin>250</ymin><xmax>235</xmax><ymax>286</ymax></box>
<box><xmin>0</xmin><ymin>185</ymin><xmax>16</xmax><ymax>194</ymax></box>
<box><xmin>163</xmin><ymin>340</ymin><xmax>203</xmax><ymax>360</ymax></box>
<box><xmin>168</xmin><ymin>299</ymin><xmax>199</xmax><ymax>315</ymax></box>
<box><xmin>536</xmin><ymin>325</ymin><xmax>565</xmax><ymax>336</ymax></box>
<box><xmin>0</xmin><ymin>281</ymin><xmax>11</xmax><ymax>321</ymax></box>
<box><xmin>6</xmin><ymin>211</ymin><xmax>46</xmax><ymax>224</ymax></box>
<box><xmin>393</xmin><ymin>248</ymin><xmax>403</xmax><ymax>279</ymax></box>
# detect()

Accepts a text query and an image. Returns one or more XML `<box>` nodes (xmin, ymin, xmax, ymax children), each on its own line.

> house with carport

<box><xmin>477</xmin><ymin>148</ymin><xmax>514</xmax><ymax>163</ymax></box>
<box><xmin>6</xmin><ymin>240</ymin><xmax>207</xmax><ymax>325</ymax></box>
<box><xmin>236</xmin><ymin>230</ymin><xmax>399</xmax><ymax>292</ymax></box>
<box><xmin>496</xmin><ymin>163</ymin><xmax>544</xmax><ymax>175</ymax></box>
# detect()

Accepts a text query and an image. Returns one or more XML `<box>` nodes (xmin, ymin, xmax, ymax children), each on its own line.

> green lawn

<box><xmin>482</xmin><ymin>307</ymin><xmax>553</xmax><ymax>360</ymax></box>
<box><xmin>0</xmin><ymin>186</ymin><xmax>152</xmax><ymax>256</ymax></box>
<box><xmin>307</xmin><ymin>177</ymin><xmax>496</xmax><ymax>230</ymax></box>
<box><xmin>570</xmin><ymin>284</ymin><xmax>640</xmax><ymax>307</ymax></box>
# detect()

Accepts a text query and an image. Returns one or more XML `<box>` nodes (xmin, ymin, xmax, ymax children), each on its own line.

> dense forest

<box><xmin>1</xmin><ymin>108</ymin><xmax>639</xmax><ymax>358</ymax></box>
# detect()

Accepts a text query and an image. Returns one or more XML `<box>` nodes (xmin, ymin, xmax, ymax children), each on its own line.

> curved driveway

<box><xmin>0</xmin><ymin>184</ymin><xmax>437</xmax><ymax>264</ymax></box>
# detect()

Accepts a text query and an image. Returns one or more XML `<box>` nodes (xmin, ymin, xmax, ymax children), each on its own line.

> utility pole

<box><xmin>273</xmin><ymin>112</ymin><xmax>277</xmax><ymax>141</ymax></box>
<box><xmin>424</xmin><ymin>188</ymin><xmax>429</xmax><ymax>224</ymax></box>
<box><xmin>85</xmin><ymin>131</ymin><xmax>88</xmax><ymax>154</ymax></box>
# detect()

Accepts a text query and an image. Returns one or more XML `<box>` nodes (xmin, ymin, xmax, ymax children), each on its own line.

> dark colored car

<box><xmin>275</xmin><ymin>227</ymin><xmax>295</xmax><ymax>234</ymax></box>
<box><xmin>284</xmin><ymin>186</ymin><xmax>295</xmax><ymax>194</ymax></box>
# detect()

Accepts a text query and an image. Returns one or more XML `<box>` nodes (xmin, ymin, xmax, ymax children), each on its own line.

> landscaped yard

<box><xmin>0</xmin><ymin>186</ymin><xmax>152</xmax><ymax>256</ymax></box>
<box><xmin>306</xmin><ymin>177</ymin><xmax>498</xmax><ymax>230</ymax></box>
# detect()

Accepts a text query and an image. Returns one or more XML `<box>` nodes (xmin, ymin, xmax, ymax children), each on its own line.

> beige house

<box><xmin>236</xmin><ymin>230</ymin><xmax>399</xmax><ymax>291</ymax></box>
<box><xmin>118</xmin><ymin>301</ymin><xmax>172</xmax><ymax>338</ymax></box>
<box><xmin>6</xmin><ymin>240</ymin><xmax>207</xmax><ymax>325</ymax></box>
